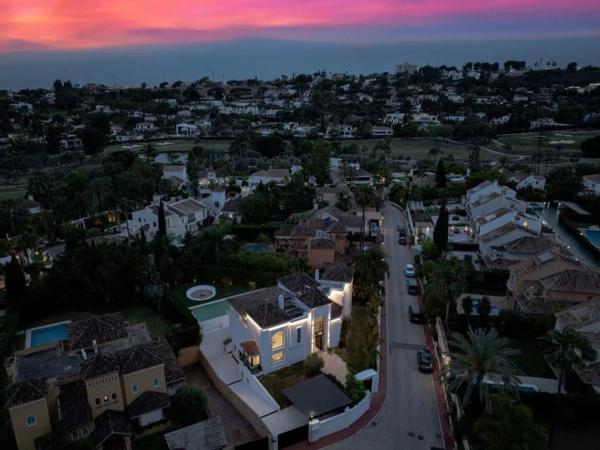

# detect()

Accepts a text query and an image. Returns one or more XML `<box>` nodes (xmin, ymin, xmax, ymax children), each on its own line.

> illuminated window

<box><xmin>523</xmin><ymin>220</ymin><xmax>528</xmax><ymax>227</ymax></box>
<box><xmin>26</xmin><ymin>416</ymin><xmax>37</xmax><ymax>427</ymax></box>
<box><xmin>248</xmin><ymin>354</ymin><xmax>260</xmax><ymax>368</ymax></box>
<box><xmin>103</xmin><ymin>395</ymin><xmax>109</xmax><ymax>403</ymax></box>
<box><xmin>271</xmin><ymin>331</ymin><xmax>285</xmax><ymax>350</ymax></box>
<box><xmin>272</xmin><ymin>352</ymin><xmax>284</xmax><ymax>363</ymax></box>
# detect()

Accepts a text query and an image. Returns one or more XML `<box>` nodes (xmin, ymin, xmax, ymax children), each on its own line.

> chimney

<box><xmin>315</xmin><ymin>268</ymin><xmax>320</xmax><ymax>282</ymax></box>
<box><xmin>92</xmin><ymin>339</ymin><xmax>98</xmax><ymax>355</ymax></box>
<box><xmin>278</xmin><ymin>294</ymin><xmax>285</xmax><ymax>310</ymax></box>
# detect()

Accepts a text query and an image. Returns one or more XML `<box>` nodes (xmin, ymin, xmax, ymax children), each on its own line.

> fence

<box><xmin>308</xmin><ymin>390</ymin><xmax>372</xmax><ymax>442</ymax></box>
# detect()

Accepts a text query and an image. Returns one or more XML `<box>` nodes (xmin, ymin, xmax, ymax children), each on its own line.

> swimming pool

<box><xmin>190</xmin><ymin>300</ymin><xmax>229</xmax><ymax>322</ymax></box>
<box><xmin>27</xmin><ymin>322</ymin><xmax>69</xmax><ymax>348</ymax></box>
<box><xmin>244</xmin><ymin>243</ymin><xmax>274</xmax><ymax>253</ymax></box>
<box><xmin>582</xmin><ymin>228</ymin><xmax>600</xmax><ymax>250</ymax></box>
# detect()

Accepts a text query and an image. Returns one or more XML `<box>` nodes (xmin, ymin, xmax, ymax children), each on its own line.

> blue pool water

<box><xmin>30</xmin><ymin>323</ymin><xmax>68</xmax><ymax>347</ymax></box>
<box><xmin>244</xmin><ymin>243</ymin><xmax>274</xmax><ymax>253</ymax></box>
<box><xmin>582</xmin><ymin>229</ymin><xmax>600</xmax><ymax>249</ymax></box>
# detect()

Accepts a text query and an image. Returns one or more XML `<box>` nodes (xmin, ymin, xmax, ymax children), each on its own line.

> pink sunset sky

<box><xmin>2</xmin><ymin>0</ymin><xmax>600</xmax><ymax>53</ymax></box>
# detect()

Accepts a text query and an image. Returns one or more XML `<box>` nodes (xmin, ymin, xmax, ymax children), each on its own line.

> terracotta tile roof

<box><xmin>540</xmin><ymin>269</ymin><xmax>600</xmax><ymax>293</ymax></box>
<box><xmin>320</xmin><ymin>263</ymin><xmax>353</xmax><ymax>282</ymax></box>
<box><xmin>278</xmin><ymin>272</ymin><xmax>320</xmax><ymax>293</ymax></box>
<box><xmin>148</xmin><ymin>340</ymin><xmax>185</xmax><ymax>385</ymax></box>
<box><xmin>5</xmin><ymin>379</ymin><xmax>47</xmax><ymax>408</ymax></box>
<box><xmin>228</xmin><ymin>287</ymin><xmax>293</xmax><ymax>328</ymax></box>
<box><xmin>168</xmin><ymin>198</ymin><xmax>207</xmax><ymax>216</ymax></box>
<box><xmin>503</xmin><ymin>236</ymin><xmax>557</xmax><ymax>254</ymax></box>
<box><xmin>555</xmin><ymin>299</ymin><xmax>600</xmax><ymax>329</ymax></box>
<box><xmin>58</xmin><ymin>380</ymin><xmax>91</xmax><ymax>429</ymax></box>
<box><xmin>116</xmin><ymin>343</ymin><xmax>163</xmax><ymax>375</ymax></box>
<box><xmin>309</xmin><ymin>237</ymin><xmax>336</xmax><ymax>250</ymax></box>
<box><xmin>127</xmin><ymin>391</ymin><xmax>170</xmax><ymax>418</ymax></box>
<box><xmin>93</xmin><ymin>410</ymin><xmax>132</xmax><ymax>447</ymax></box>
<box><xmin>68</xmin><ymin>313</ymin><xmax>128</xmax><ymax>350</ymax></box>
<box><xmin>81</xmin><ymin>353</ymin><xmax>120</xmax><ymax>379</ymax></box>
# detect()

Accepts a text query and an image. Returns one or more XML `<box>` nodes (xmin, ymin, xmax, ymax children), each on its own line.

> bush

<box><xmin>345</xmin><ymin>374</ymin><xmax>366</xmax><ymax>403</ymax></box>
<box><xmin>169</xmin><ymin>386</ymin><xmax>208</xmax><ymax>427</ymax></box>
<box><xmin>303</xmin><ymin>353</ymin><xmax>324</xmax><ymax>378</ymax></box>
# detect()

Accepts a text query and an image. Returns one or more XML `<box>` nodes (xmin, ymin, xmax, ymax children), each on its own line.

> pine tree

<box><xmin>5</xmin><ymin>255</ymin><xmax>26</xmax><ymax>305</ymax></box>
<box><xmin>435</xmin><ymin>159</ymin><xmax>447</xmax><ymax>187</ymax></box>
<box><xmin>158</xmin><ymin>201</ymin><xmax>167</xmax><ymax>237</ymax></box>
<box><xmin>433</xmin><ymin>198</ymin><xmax>449</xmax><ymax>256</ymax></box>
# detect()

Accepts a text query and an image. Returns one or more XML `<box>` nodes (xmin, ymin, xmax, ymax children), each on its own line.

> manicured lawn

<box><xmin>0</xmin><ymin>185</ymin><xmax>27</xmax><ymax>201</ymax></box>
<box><xmin>173</xmin><ymin>282</ymin><xmax>250</xmax><ymax>308</ymax></box>
<box><xmin>259</xmin><ymin>362</ymin><xmax>307</xmax><ymax>407</ymax></box>
<box><xmin>104</xmin><ymin>139</ymin><xmax>232</xmax><ymax>155</ymax></box>
<box><xmin>508</xmin><ymin>339</ymin><xmax>554</xmax><ymax>378</ymax></box>
<box><xmin>498</xmin><ymin>129</ymin><xmax>600</xmax><ymax>155</ymax></box>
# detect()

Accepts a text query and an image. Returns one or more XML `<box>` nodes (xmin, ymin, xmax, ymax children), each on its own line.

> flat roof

<box><xmin>283</xmin><ymin>374</ymin><xmax>352</xmax><ymax>419</ymax></box>
<box><xmin>560</xmin><ymin>201</ymin><xmax>591</xmax><ymax>216</ymax></box>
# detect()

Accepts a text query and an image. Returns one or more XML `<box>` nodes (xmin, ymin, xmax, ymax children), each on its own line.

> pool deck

<box><xmin>25</xmin><ymin>320</ymin><xmax>71</xmax><ymax>349</ymax></box>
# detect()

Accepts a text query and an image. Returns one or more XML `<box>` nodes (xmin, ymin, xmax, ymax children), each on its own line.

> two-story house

<box><xmin>5</xmin><ymin>314</ymin><xmax>184</xmax><ymax>450</ymax></box>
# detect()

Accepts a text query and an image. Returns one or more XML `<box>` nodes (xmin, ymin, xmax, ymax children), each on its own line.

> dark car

<box><xmin>408</xmin><ymin>303</ymin><xmax>423</xmax><ymax>323</ymax></box>
<box><xmin>407</xmin><ymin>278</ymin><xmax>420</xmax><ymax>296</ymax></box>
<box><xmin>417</xmin><ymin>348</ymin><xmax>434</xmax><ymax>373</ymax></box>
<box><xmin>398</xmin><ymin>235</ymin><xmax>407</xmax><ymax>245</ymax></box>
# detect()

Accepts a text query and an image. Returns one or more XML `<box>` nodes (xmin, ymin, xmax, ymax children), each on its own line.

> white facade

<box><xmin>371</xmin><ymin>126</ymin><xmax>393</xmax><ymax>137</ymax></box>
<box><xmin>516</xmin><ymin>175</ymin><xmax>546</xmax><ymax>191</ymax></box>
<box><xmin>583</xmin><ymin>175</ymin><xmax>600</xmax><ymax>195</ymax></box>
<box><xmin>175</xmin><ymin>123</ymin><xmax>199</xmax><ymax>136</ymax></box>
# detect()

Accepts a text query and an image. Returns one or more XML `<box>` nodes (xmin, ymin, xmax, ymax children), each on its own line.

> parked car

<box><xmin>407</xmin><ymin>278</ymin><xmax>420</xmax><ymax>296</ymax></box>
<box><xmin>404</xmin><ymin>263</ymin><xmax>416</xmax><ymax>277</ymax></box>
<box><xmin>408</xmin><ymin>303</ymin><xmax>423</xmax><ymax>323</ymax></box>
<box><xmin>417</xmin><ymin>348</ymin><xmax>433</xmax><ymax>373</ymax></box>
<box><xmin>398</xmin><ymin>235</ymin><xmax>407</xmax><ymax>245</ymax></box>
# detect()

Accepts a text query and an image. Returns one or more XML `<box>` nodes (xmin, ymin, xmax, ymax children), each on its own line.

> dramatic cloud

<box><xmin>1</xmin><ymin>0</ymin><xmax>600</xmax><ymax>52</ymax></box>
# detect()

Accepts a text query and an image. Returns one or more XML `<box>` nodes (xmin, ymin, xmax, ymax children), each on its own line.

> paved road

<box><xmin>327</xmin><ymin>205</ymin><xmax>444</xmax><ymax>450</ymax></box>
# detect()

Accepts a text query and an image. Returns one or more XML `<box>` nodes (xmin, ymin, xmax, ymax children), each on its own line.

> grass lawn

<box><xmin>104</xmin><ymin>139</ymin><xmax>232</xmax><ymax>156</ymax></box>
<box><xmin>173</xmin><ymin>282</ymin><xmax>250</xmax><ymax>309</ymax></box>
<box><xmin>259</xmin><ymin>362</ymin><xmax>307</xmax><ymax>407</ymax></box>
<box><xmin>498</xmin><ymin>129</ymin><xmax>600</xmax><ymax>155</ymax></box>
<box><xmin>0</xmin><ymin>185</ymin><xmax>27</xmax><ymax>201</ymax></box>
<box><xmin>344</xmin><ymin>305</ymin><xmax>378</xmax><ymax>373</ymax></box>
<box><xmin>508</xmin><ymin>339</ymin><xmax>554</xmax><ymax>378</ymax></box>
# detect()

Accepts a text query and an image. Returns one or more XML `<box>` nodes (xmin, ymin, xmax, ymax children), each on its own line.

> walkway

<box><xmin>319</xmin><ymin>351</ymin><xmax>348</xmax><ymax>384</ymax></box>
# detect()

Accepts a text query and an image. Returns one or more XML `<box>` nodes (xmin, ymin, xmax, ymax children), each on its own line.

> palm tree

<box><xmin>352</xmin><ymin>246</ymin><xmax>388</xmax><ymax>304</ymax></box>
<box><xmin>352</xmin><ymin>185</ymin><xmax>376</xmax><ymax>251</ymax></box>
<box><xmin>446</xmin><ymin>327</ymin><xmax>521</xmax><ymax>413</ymax></box>
<box><xmin>428</xmin><ymin>257</ymin><xmax>469</xmax><ymax>326</ymax></box>
<box><xmin>142</xmin><ymin>144</ymin><xmax>157</xmax><ymax>164</ymax></box>
<box><xmin>541</xmin><ymin>327</ymin><xmax>597</xmax><ymax>448</ymax></box>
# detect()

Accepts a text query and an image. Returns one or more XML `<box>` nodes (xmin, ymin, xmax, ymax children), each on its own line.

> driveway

<box><xmin>326</xmin><ymin>205</ymin><xmax>444</xmax><ymax>450</ymax></box>
<box><xmin>184</xmin><ymin>364</ymin><xmax>260</xmax><ymax>446</ymax></box>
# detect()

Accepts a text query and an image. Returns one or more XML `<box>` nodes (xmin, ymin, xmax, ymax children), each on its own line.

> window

<box><xmin>81</xmin><ymin>427</ymin><xmax>89</xmax><ymax>437</ymax></box>
<box><xmin>95</xmin><ymin>398</ymin><xmax>101</xmax><ymax>406</ymax></box>
<box><xmin>112</xmin><ymin>393</ymin><xmax>117</xmax><ymax>400</ymax></box>
<box><xmin>296</xmin><ymin>327</ymin><xmax>302</xmax><ymax>344</ymax></box>
<box><xmin>272</xmin><ymin>352</ymin><xmax>284</xmax><ymax>364</ymax></box>
<box><xmin>272</xmin><ymin>331</ymin><xmax>285</xmax><ymax>350</ymax></box>
<box><xmin>103</xmin><ymin>395</ymin><xmax>109</xmax><ymax>403</ymax></box>
<box><xmin>26</xmin><ymin>416</ymin><xmax>37</xmax><ymax>427</ymax></box>
<box><xmin>132</xmin><ymin>383</ymin><xmax>139</xmax><ymax>394</ymax></box>
<box><xmin>153</xmin><ymin>378</ymin><xmax>160</xmax><ymax>388</ymax></box>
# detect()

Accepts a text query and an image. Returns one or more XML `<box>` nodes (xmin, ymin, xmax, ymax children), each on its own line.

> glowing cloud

<box><xmin>1</xmin><ymin>0</ymin><xmax>599</xmax><ymax>52</ymax></box>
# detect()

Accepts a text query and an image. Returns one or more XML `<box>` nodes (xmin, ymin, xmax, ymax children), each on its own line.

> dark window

<box><xmin>112</xmin><ymin>393</ymin><xmax>117</xmax><ymax>400</ymax></box>
<box><xmin>95</xmin><ymin>398</ymin><xmax>100</xmax><ymax>405</ymax></box>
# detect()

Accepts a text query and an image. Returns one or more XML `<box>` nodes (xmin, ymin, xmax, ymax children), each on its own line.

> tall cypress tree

<box><xmin>5</xmin><ymin>254</ymin><xmax>26</xmax><ymax>305</ymax></box>
<box><xmin>435</xmin><ymin>159</ymin><xmax>447</xmax><ymax>187</ymax></box>
<box><xmin>433</xmin><ymin>198</ymin><xmax>449</xmax><ymax>257</ymax></box>
<box><xmin>158</xmin><ymin>201</ymin><xmax>167</xmax><ymax>237</ymax></box>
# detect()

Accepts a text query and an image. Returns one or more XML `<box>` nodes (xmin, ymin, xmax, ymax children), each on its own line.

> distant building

<box><xmin>395</xmin><ymin>63</ymin><xmax>418</xmax><ymax>75</ymax></box>
<box><xmin>371</xmin><ymin>126</ymin><xmax>394</xmax><ymax>137</ymax></box>
<box><xmin>583</xmin><ymin>174</ymin><xmax>600</xmax><ymax>195</ymax></box>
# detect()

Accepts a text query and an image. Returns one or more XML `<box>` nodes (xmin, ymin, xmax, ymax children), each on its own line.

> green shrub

<box><xmin>303</xmin><ymin>353</ymin><xmax>324</xmax><ymax>378</ymax></box>
<box><xmin>170</xmin><ymin>386</ymin><xmax>208</xmax><ymax>427</ymax></box>
<box><xmin>345</xmin><ymin>374</ymin><xmax>366</xmax><ymax>403</ymax></box>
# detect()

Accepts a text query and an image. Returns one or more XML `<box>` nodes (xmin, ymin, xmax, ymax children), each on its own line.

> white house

<box><xmin>129</xmin><ymin>197</ymin><xmax>209</xmax><ymax>241</ymax></box>
<box><xmin>175</xmin><ymin>123</ymin><xmax>199</xmax><ymax>137</ymax></box>
<box><xmin>516</xmin><ymin>175</ymin><xmax>546</xmax><ymax>191</ymax></box>
<box><xmin>248</xmin><ymin>168</ymin><xmax>290</xmax><ymax>187</ymax></box>
<box><xmin>162</xmin><ymin>165</ymin><xmax>187</xmax><ymax>183</ymax></box>
<box><xmin>412</xmin><ymin>113</ymin><xmax>440</xmax><ymax>128</ymax></box>
<box><xmin>371</xmin><ymin>126</ymin><xmax>394</xmax><ymax>137</ymax></box>
<box><xmin>227</xmin><ymin>272</ymin><xmax>345</xmax><ymax>375</ymax></box>
<box><xmin>325</xmin><ymin>124</ymin><xmax>353</xmax><ymax>139</ymax></box>
<box><xmin>384</xmin><ymin>112</ymin><xmax>405</xmax><ymax>125</ymax></box>
<box><xmin>329</xmin><ymin>157</ymin><xmax>360</xmax><ymax>178</ymax></box>
<box><xmin>583</xmin><ymin>174</ymin><xmax>600</xmax><ymax>195</ymax></box>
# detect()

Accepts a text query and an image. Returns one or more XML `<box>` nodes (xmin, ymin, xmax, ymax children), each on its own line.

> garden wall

<box><xmin>308</xmin><ymin>390</ymin><xmax>372</xmax><ymax>442</ymax></box>
<box><xmin>176</xmin><ymin>345</ymin><xmax>201</xmax><ymax>367</ymax></box>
